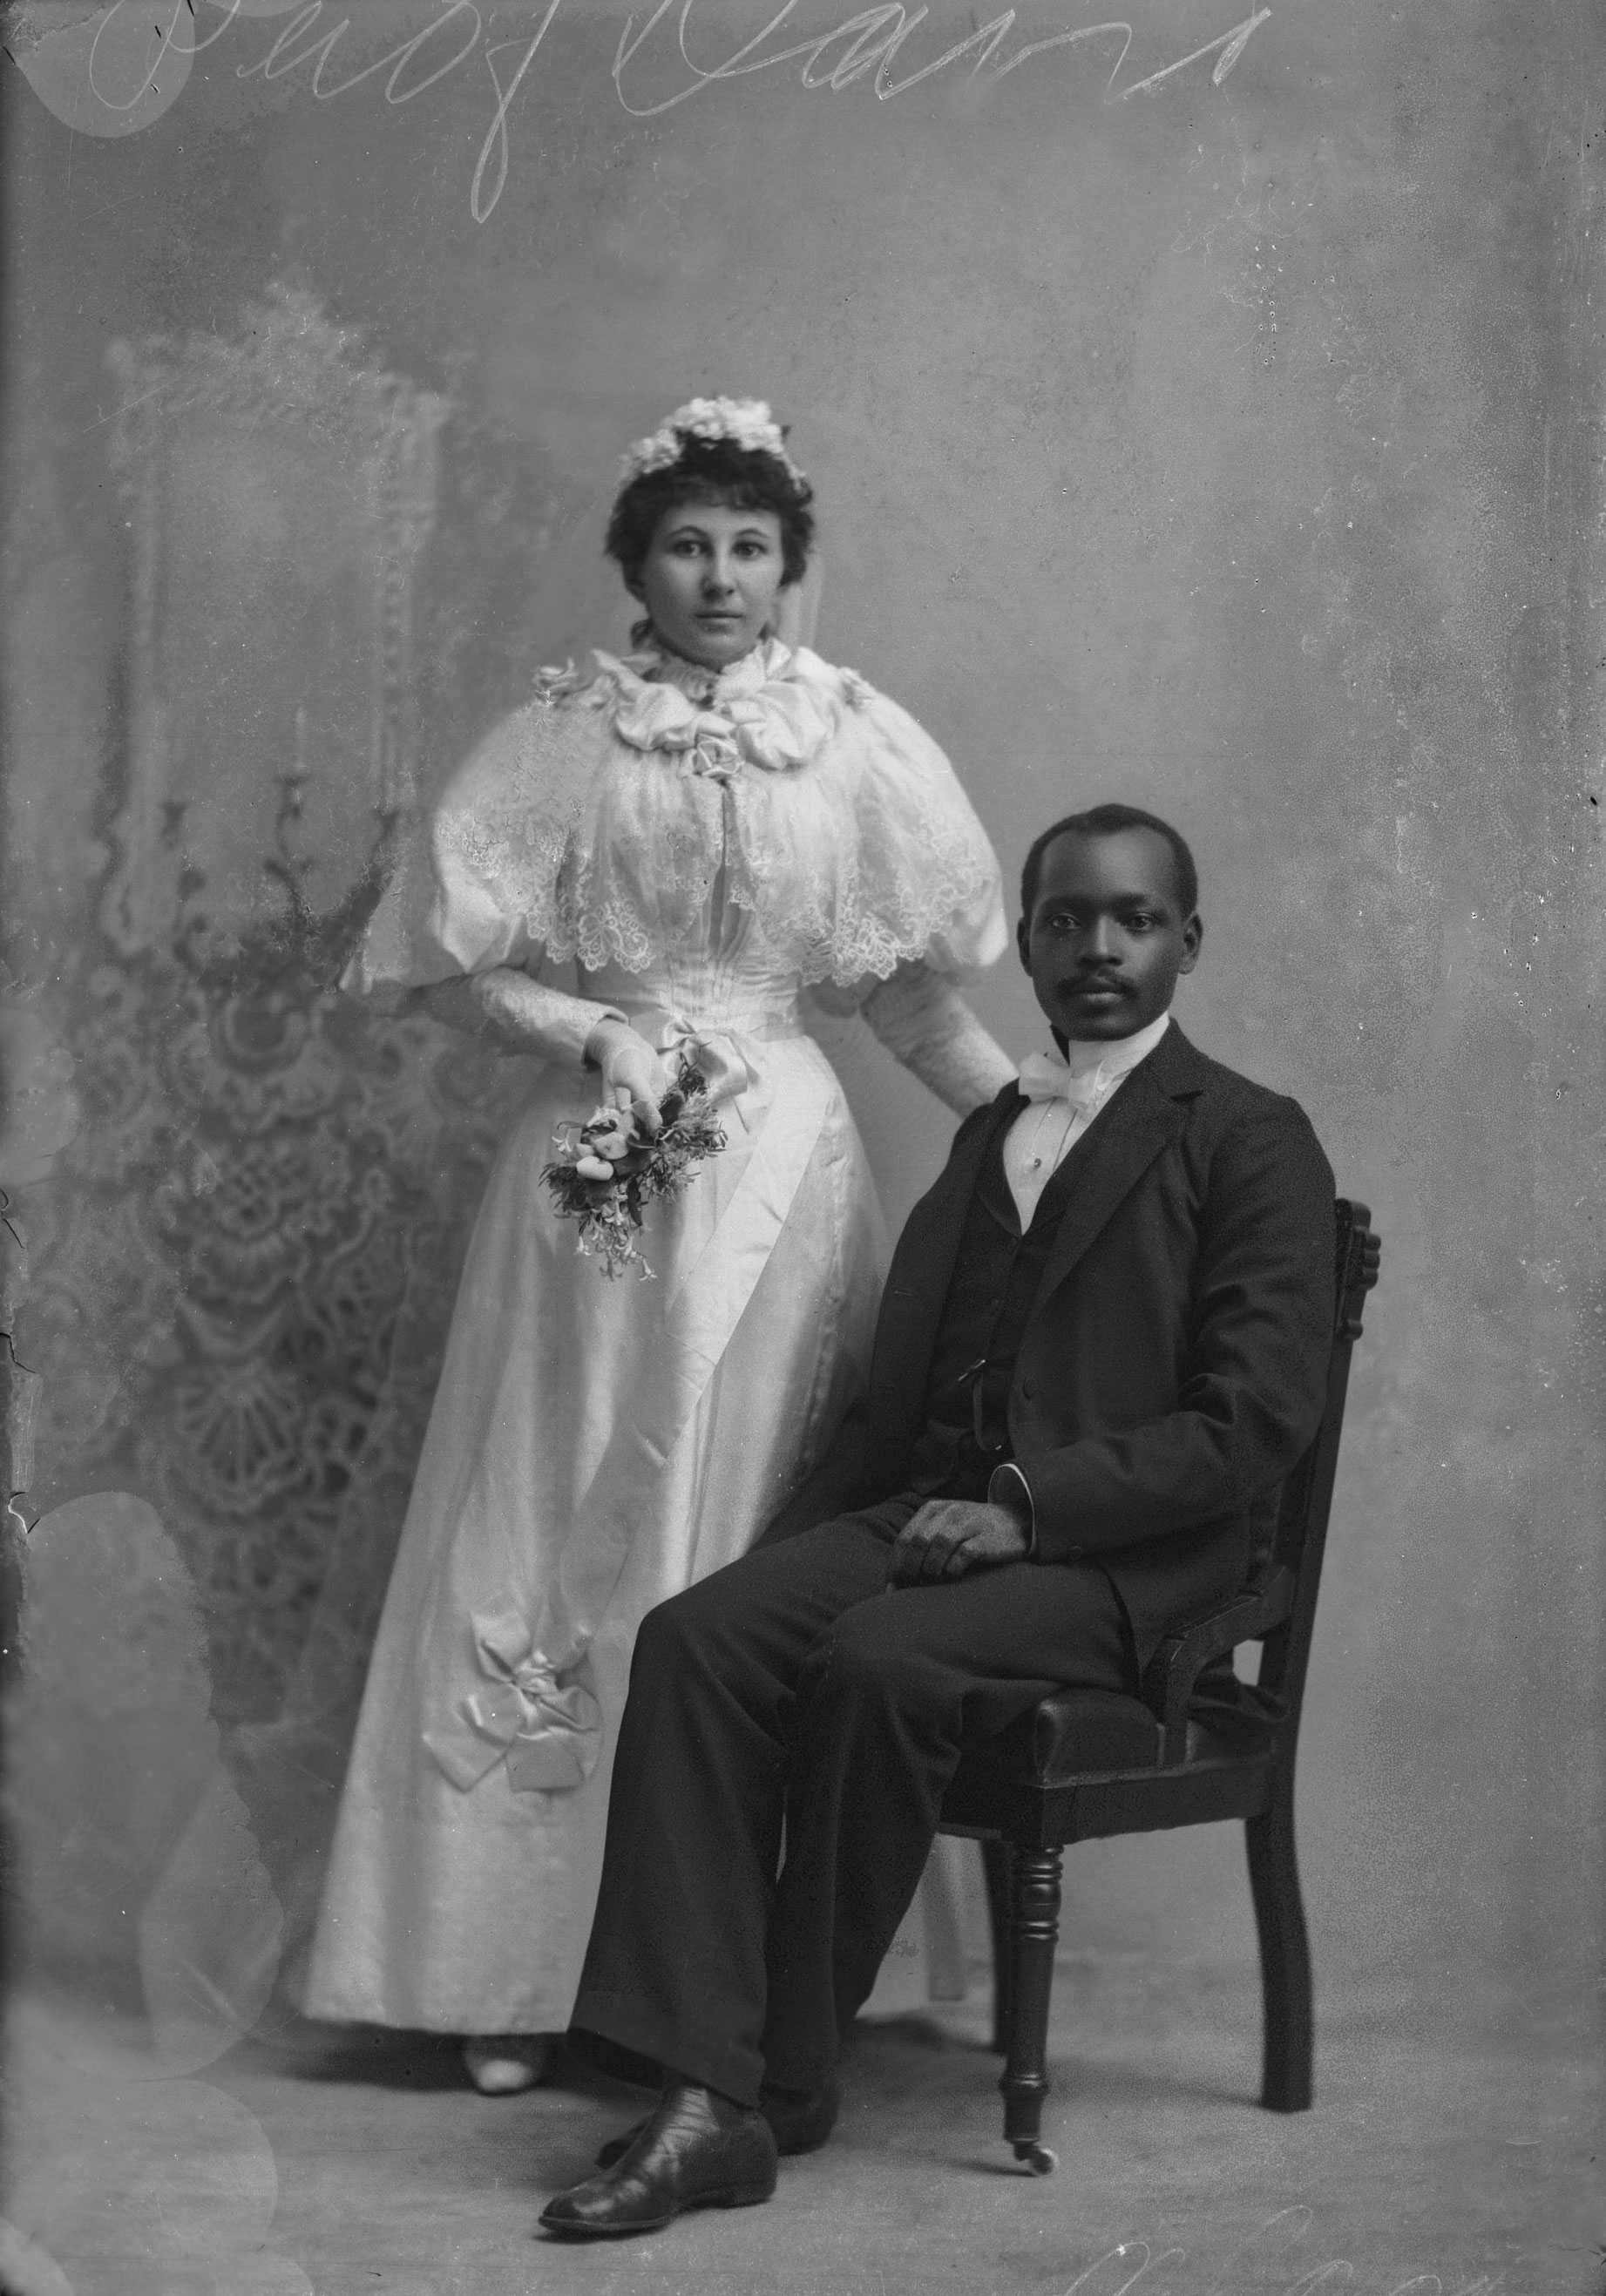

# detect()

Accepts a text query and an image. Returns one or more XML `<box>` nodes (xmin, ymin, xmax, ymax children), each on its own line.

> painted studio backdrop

<box><xmin>2</xmin><ymin>0</ymin><xmax>1602</xmax><ymax>2270</ymax></box>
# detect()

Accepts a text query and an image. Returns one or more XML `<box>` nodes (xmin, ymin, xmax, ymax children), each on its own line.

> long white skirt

<box><xmin>302</xmin><ymin>1032</ymin><xmax>883</xmax><ymax>2034</ymax></box>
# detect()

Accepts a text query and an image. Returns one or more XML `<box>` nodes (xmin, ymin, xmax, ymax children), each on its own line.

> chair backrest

<box><xmin>1254</xmin><ymin>1199</ymin><xmax>1381</xmax><ymax>1726</ymax></box>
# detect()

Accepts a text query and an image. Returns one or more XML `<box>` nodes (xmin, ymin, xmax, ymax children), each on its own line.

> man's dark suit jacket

<box><xmin>762</xmin><ymin>1023</ymin><xmax>1338</xmax><ymax>1664</ymax></box>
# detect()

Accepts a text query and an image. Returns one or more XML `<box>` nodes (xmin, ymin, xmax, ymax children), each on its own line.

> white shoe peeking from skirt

<box><xmin>462</xmin><ymin>2035</ymin><xmax>553</xmax><ymax>2094</ymax></box>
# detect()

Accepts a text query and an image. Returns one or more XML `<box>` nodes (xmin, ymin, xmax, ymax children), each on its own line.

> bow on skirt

<box><xmin>419</xmin><ymin>1010</ymin><xmax>833</xmax><ymax>1796</ymax></box>
<box><xmin>424</xmin><ymin>1604</ymin><xmax>605</xmax><ymax>1795</ymax></box>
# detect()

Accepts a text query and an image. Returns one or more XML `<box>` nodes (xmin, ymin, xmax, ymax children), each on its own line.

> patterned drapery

<box><xmin>24</xmin><ymin>289</ymin><xmax>532</xmax><ymax>1726</ymax></box>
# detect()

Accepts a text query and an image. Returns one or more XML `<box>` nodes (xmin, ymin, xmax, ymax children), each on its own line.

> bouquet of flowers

<box><xmin>542</xmin><ymin>1055</ymin><xmax>728</xmax><ymax>1279</ymax></box>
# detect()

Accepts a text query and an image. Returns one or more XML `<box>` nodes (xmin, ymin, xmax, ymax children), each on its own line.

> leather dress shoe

<box><xmin>539</xmin><ymin>2082</ymin><xmax>777</xmax><ymax>2239</ymax></box>
<box><xmin>593</xmin><ymin>2075</ymin><xmax>839</xmax><ymax>2170</ymax></box>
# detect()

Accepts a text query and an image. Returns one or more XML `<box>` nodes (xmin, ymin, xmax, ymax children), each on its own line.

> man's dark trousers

<box><xmin>568</xmin><ymin>1026</ymin><xmax>1335</xmax><ymax>2110</ymax></box>
<box><xmin>570</xmin><ymin>1502</ymin><xmax>1130</xmax><ymax>2108</ymax></box>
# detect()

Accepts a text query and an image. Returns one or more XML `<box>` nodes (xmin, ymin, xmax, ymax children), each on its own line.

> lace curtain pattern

<box><xmin>23</xmin><ymin>289</ymin><xmax>532</xmax><ymax>1727</ymax></box>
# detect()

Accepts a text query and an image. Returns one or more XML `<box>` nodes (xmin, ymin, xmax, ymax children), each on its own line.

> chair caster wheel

<box><xmin>1013</xmin><ymin>2141</ymin><xmax>1057</xmax><ymax>2175</ymax></box>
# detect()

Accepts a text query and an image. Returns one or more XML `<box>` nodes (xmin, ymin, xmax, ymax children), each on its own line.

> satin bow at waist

<box><xmin>593</xmin><ymin>1002</ymin><xmax>803</xmax><ymax>1108</ymax></box>
<box><xmin>608</xmin><ymin>1001</ymin><xmax>808</xmax><ymax>1046</ymax></box>
<box><xmin>624</xmin><ymin>1006</ymin><xmax>808</xmax><ymax>1118</ymax></box>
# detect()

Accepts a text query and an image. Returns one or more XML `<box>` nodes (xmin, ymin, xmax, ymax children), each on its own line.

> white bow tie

<box><xmin>1017</xmin><ymin>1050</ymin><xmax>1108</xmax><ymax>1111</ymax></box>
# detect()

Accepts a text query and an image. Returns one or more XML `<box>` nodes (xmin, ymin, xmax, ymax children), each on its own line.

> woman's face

<box><xmin>636</xmin><ymin>500</ymin><xmax>789</xmax><ymax>668</ymax></box>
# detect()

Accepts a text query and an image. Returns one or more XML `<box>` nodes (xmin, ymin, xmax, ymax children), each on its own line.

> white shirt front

<box><xmin>1002</xmin><ymin>1013</ymin><xmax>1171</xmax><ymax>1229</ymax></box>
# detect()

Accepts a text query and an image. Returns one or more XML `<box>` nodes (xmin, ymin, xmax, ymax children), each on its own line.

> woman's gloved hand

<box><xmin>584</xmin><ymin>1019</ymin><xmax>669</xmax><ymax>1138</ymax></box>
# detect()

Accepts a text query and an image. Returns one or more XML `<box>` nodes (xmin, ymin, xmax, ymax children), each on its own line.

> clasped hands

<box><xmin>887</xmin><ymin>1497</ymin><xmax>1031</xmax><ymax>1584</ymax></box>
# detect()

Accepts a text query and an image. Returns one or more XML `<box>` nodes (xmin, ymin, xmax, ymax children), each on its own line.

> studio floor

<box><xmin>4</xmin><ymin>1956</ymin><xmax>1597</xmax><ymax>2296</ymax></box>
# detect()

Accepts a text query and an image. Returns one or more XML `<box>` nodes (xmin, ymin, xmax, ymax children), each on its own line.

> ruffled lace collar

<box><xmin>583</xmin><ymin>636</ymin><xmax>839</xmax><ymax>777</ymax></box>
<box><xmin>634</xmin><ymin>634</ymin><xmax>788</xmax><ymax>701</ymax></box>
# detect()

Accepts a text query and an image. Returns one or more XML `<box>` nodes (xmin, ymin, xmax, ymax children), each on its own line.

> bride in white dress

<box><xmin>301</xmin><ymin>399</ymin><xmax>1015</xmax><ymax>2089</ymax></box>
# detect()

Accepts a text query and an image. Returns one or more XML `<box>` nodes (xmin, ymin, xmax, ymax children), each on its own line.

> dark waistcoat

<box><xmin>905</xmin><ymin>1113</ymin><xmax>1089</xmax><ymax>1500</ymax></box>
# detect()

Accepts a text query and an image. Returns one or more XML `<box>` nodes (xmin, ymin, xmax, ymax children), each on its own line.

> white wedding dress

<box><xmin>300</xmin><ymin>636</ymin><xmax>1011</xmax><ymax>2035</ymax></box>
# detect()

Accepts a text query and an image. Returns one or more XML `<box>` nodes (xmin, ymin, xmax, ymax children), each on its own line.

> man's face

<box><xmin>1018</xmin><ymin>828</ymin><xmax>1202</xmax><ymax>1042</ymax></box>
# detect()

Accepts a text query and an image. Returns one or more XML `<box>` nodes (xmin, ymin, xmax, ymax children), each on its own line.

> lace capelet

<box><xmin>348</xmin><ymin>638</ymin><xmax>1006</xmax><ymax>996</ymax></box>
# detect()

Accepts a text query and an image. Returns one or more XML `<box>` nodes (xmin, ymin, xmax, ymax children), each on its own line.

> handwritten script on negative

<box><xmin>10</xmin><ymin>0</ymin><xmax>1272</xmax><ymax>219</ymax></box>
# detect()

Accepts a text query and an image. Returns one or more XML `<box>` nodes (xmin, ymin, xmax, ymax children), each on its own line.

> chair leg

<box><xmin>980</xmin><ymin>1839</ymin><xmax>1015</xmax><ymax>2054</ymax></box>
<box><xmin>1245</xmin><ymin>1781</ymin><xmax>1313</xmax><ymax>2111</ymax></box>
<box><xmin>998</xmin><ymin>1845</ymin><xmax>1061</xmax><ymax>2173</ymax></box>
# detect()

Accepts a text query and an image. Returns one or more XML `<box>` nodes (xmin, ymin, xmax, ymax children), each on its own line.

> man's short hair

<box><xmin>1019</xmin><ymin>803</ymin><xmax>1200</xmax><ymax>922</ymax></box>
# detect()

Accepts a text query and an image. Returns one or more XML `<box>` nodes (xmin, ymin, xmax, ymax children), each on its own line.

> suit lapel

<box><xmin>1032</xmin><ymin>1023</ymin><xmax>1207</xmax><ymax>1304</ymax></box>
<box><xmin>864</xmin><ymin>1026</ymin><xmax>1210</xmax><ymax>1455</ymax></box>
<box><xmin>869</xmin><ymin>1085</ymin><xmax>1021</xmax><ymax>1439</ymax></box>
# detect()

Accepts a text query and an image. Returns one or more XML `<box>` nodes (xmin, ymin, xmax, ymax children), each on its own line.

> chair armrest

<box><xmin>1141</xmin><ymin>1567</ymin><xmax>1296</xmax><ymax>1762</ymax></box>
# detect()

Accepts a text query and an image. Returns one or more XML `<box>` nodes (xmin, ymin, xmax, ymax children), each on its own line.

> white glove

<box><xmin>585</xmin><ymin>1019</ymin><xmax>670</xmax><ymax>1137</ymax></box>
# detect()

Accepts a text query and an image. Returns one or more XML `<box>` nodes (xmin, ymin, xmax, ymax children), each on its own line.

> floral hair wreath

<box><xmin>618</xmin><ymin>396</ymin><xmax>807</xmax><ymax>489</ymax></box>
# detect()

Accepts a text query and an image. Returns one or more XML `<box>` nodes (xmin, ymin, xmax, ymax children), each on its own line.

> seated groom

<box><xmin>540</xmin><ymin>802</ymin><xmax>1337</xmax><ymax>2241</ymax></box>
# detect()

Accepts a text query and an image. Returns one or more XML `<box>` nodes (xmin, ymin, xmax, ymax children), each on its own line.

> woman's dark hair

<box><xmin>1019</xmin><ymin>803</ymin><xmax>1200</xmax><ymax>921</ymax></box>
<box><xmin>605</xmin><ymin>435</ymin><xmax>815</xmax><ymax>594</ymax></box>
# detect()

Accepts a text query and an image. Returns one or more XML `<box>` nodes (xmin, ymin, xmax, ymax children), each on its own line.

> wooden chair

<box><xmin>939</xmin><ymin>1199</ymin><xmax>1380</xmax><ymax>2172</ymax></box>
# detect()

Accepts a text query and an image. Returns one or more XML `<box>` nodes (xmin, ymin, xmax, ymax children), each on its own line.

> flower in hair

<box><xmin>619</xmin><ymin>397</ymin><xmax>804</xmax><ymax>486</ymax></box>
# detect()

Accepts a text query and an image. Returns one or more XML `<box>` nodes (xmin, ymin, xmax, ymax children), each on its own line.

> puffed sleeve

<box><xmin>832</xmin><ymin>670</ymin><xmax>1010</xmax><ymax>980</ymax></box>
<box><xmin>729</xmin><ymin>649</ymin><xmax>1006</xmax><ymax>992</ymax></box>
<box><xmin>342</xmin><ymin>708</ymin><xmax>545</xmax><ymax>1001</ymax></box>
<box><xmin>341</xmin><ymin>700</ymin><xmax>626</xmax><ymax>1064</ymax></box>
<box><xmin>793</xmin><ymin>658</ymin><xmax>1014</xmax><ymax>1110</ymax></box>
